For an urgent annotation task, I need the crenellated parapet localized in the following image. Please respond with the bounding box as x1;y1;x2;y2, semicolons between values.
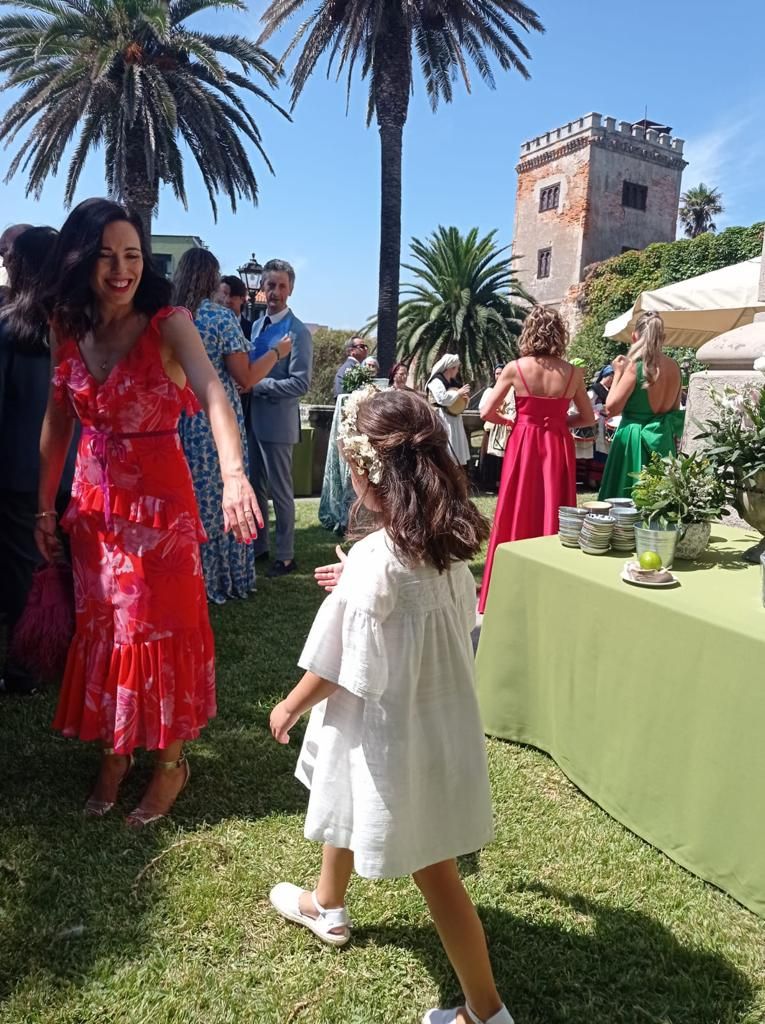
516;112;687;174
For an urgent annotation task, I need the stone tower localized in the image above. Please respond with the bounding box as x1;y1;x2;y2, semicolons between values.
512;112;687;321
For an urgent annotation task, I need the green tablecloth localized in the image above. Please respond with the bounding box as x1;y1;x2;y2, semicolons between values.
476;526;765;918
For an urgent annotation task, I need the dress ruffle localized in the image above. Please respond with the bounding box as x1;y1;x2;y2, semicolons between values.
52;628;216;754
61;481;207;542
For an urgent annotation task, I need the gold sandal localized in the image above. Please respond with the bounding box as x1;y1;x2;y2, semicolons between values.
124;752;190;829
84;748;134;817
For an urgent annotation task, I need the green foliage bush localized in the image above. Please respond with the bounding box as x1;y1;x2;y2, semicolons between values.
570;222;764;379
303;327;362;405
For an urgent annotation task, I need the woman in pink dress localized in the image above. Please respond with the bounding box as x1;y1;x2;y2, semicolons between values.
36;198;262;826
478;306;594;614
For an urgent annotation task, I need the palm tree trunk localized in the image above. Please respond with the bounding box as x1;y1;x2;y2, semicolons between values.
123;126;157;248
373;27;410;375
376;119;404;374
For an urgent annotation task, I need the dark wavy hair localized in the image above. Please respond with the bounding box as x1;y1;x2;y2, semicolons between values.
350;389;489;572
388;360;409;387
45;198;171;339
0;226;58;352
172;248;220;316
220;274;248;299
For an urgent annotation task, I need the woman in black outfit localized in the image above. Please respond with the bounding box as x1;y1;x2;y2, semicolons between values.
0;227;75;695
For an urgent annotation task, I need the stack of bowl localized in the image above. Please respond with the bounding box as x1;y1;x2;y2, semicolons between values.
578;514;615;554
610;504;641;552
558;506;587;547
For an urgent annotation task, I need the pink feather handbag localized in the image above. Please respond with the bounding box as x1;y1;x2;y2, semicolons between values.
9;562;75;680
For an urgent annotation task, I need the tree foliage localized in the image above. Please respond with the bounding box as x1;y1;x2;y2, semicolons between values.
394;225;532;385
258;0;544;373
570;222;764;379
0;0;287;229
302;326;356;406
679;183;724;238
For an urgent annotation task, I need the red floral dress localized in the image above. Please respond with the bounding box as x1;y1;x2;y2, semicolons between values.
51;307;216;754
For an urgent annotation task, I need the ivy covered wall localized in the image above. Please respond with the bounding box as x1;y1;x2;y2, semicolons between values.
569;222;764;377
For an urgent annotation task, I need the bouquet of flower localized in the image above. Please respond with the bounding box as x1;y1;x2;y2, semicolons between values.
631;452;727;527
341;365;375;393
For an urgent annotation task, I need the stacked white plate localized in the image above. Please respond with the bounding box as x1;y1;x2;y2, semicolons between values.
578;514;615;554
610;504;641;552
558;506;587;547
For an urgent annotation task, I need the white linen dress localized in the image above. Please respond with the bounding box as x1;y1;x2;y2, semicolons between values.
295;529;494;879
426;379;471;466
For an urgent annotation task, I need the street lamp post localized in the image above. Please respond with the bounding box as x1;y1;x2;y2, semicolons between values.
237;254;265;321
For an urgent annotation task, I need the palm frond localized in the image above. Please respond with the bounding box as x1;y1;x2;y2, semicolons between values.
0;0;286;221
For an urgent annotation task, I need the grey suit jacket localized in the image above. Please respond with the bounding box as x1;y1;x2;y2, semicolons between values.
249;312;313;446
333;356;359;397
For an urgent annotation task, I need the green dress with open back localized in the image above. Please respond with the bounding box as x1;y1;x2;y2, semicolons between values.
598;361;685;500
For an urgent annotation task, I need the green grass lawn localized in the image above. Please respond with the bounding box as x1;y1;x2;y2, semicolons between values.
1;498;764;1024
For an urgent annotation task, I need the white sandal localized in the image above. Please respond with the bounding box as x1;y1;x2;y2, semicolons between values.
422;1003;515;1024
269;882;352;947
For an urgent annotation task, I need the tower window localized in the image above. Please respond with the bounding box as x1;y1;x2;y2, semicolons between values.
622;181;648;211
537;247;552;279
539;184;560;212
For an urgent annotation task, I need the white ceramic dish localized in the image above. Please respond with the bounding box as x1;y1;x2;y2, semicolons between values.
621;562;678;587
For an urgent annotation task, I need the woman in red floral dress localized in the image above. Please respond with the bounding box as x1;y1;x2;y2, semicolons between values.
36;198;262;826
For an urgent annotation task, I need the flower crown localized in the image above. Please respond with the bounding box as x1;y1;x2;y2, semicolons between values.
338;384;383;485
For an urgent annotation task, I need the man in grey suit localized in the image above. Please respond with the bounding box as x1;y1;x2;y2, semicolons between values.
246;259;313;578
333;336;368;396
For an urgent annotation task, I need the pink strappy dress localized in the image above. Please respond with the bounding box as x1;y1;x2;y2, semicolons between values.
478;360;577;614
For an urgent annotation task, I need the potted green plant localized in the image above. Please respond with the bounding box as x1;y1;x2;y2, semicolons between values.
631;452;728;561
699;375;765;562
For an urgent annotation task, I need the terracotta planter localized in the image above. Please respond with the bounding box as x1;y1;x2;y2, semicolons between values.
675;521;712;560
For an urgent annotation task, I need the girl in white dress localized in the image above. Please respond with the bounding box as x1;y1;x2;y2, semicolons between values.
268;386;515;1024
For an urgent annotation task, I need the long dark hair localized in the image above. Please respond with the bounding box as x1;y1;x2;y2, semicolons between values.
351;389;489;572
45;198;171;340
172;248;220;316
0;226;58;352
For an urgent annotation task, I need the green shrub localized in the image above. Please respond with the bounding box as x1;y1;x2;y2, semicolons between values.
303;327;359;406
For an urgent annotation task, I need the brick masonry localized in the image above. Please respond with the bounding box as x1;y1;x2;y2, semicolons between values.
512;113;687;330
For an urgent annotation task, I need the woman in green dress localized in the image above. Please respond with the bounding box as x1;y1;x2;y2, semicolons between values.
598;311;685;500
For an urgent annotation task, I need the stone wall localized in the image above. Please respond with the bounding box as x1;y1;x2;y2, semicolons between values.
582;141;683;268
513;143;589;308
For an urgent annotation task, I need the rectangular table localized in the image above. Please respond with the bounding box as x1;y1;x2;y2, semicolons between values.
475;525;765;918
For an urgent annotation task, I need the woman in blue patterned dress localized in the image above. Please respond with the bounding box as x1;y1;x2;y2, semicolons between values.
173;250;292;603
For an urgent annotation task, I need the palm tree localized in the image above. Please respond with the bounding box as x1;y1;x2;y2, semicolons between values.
679;183;724;239
0;0;288;235
395;225;532;384
259;0;543;373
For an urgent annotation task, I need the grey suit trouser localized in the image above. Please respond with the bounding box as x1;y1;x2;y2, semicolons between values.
248;437;295;561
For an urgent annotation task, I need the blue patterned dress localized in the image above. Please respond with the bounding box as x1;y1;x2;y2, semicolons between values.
179;299;257;603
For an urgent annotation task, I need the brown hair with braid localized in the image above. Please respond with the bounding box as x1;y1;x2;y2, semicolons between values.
171;247;220;316
349;389;489;572
518;304;568;359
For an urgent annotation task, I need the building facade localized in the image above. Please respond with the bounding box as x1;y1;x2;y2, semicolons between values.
512;113;687;319
150;234;206;278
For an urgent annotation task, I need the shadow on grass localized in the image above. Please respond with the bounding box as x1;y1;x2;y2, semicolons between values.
358;883;754;1024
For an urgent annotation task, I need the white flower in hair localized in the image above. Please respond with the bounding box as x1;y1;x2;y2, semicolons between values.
338;385;384;484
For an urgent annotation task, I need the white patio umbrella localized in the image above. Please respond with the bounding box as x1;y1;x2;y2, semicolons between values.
604;257;765;348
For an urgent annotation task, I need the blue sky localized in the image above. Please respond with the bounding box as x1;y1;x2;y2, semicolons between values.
0;0;763;328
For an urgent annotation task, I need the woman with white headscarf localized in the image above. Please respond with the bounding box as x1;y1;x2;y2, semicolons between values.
426;354;471;466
